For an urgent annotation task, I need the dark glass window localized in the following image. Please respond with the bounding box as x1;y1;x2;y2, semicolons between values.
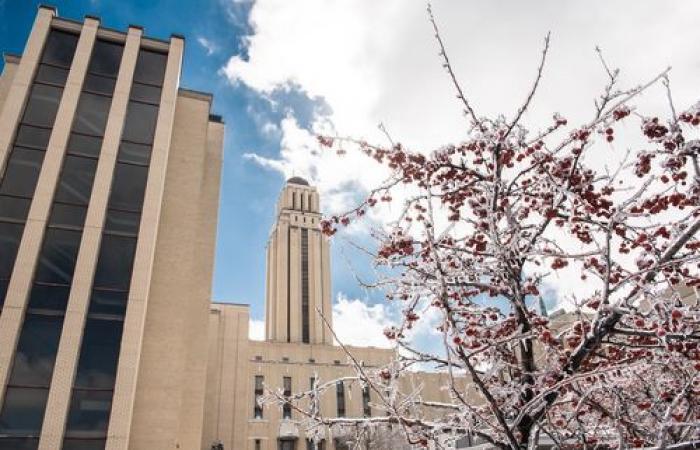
64;389;113;437
72;93;111;137
301;229;309;343
88;289;128;316
14;125;51;150
282;376;292;419
83;74;116;96
0;387;49;435
117;142;151;166
74;319;123;389
129;83;160;104
0;437;39;450
0;196;31;222
254;375;264;419
62;439;107;450
121;102;158;144
104;210;140;236
41;30;79;67
8;314;63;385
0;147;45;197
27;283;71;311
22;84;63;128
87;40;123;77
33;228;82;284
34;64;69;86
362;386;371;417
133;50;167;86
336;381;345;417
66;133;102;158
0;222;24;279
93;235;136;291
54;156;97;205
49;203;87;229
279;440;295;450
0;279;8;309
108;163;149;212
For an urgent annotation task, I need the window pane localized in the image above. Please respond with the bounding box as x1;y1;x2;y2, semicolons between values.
27;283;71;312
93;235;136;290
133;50;167;86
0;147;44;197
35;64;69;86
62;439;106;450
0;222;24;279
22;84;62;128
104;210;140;235
9;314;63;385
129;83;160;104
41;30;79;67
108;163;148;212
88;289;128;316
88;40;123;77
72;93;111;137
117;141;150;166
0;437;39;450
15;125;51;150
0;278;8;308
54;156;97;205
0;387;49;435
65;389;113;437
67;133;102;158
49;203;87;228
121;102;158;144
83;74;116;96
34;228;82;284
0;195;31;222
74;319;123;389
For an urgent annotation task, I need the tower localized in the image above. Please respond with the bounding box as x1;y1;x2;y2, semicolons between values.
264;177;333;344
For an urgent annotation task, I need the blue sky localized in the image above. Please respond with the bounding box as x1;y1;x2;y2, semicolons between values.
0;0;372;325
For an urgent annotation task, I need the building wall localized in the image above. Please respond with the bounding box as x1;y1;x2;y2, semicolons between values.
128;90;223;449
0;8;222;450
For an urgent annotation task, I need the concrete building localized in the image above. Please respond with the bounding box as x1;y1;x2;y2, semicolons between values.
0;6;222;450
202;179;463;450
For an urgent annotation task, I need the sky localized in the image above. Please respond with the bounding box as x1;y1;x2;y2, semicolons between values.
2;0;700;349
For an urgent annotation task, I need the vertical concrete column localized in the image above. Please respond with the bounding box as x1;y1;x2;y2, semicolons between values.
275;220;289;341
289;226;301;342
321;234;333;344
264;240;273;340
0;5;54;172
0;17;98;407
105;35;183;450
37;26;142;450
310;229;324;344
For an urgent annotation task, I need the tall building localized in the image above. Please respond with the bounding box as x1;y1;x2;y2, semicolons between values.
265;178;332;345
0;6;222;450
202;178;460;450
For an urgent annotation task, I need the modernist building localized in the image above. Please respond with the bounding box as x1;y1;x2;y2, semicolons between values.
0;6;222;450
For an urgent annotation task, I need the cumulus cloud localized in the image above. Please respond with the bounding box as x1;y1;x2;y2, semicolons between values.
331;294;394;348
249;319;265;341
226;0;700;305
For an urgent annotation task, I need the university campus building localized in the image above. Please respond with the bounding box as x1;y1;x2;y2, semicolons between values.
0;6;456;450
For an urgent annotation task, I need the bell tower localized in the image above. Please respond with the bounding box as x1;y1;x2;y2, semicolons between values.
264;177;333;344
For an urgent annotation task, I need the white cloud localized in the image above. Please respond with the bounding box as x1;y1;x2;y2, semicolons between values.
249;319;265;341
331;294;393;348
197;36;219;56
226;0;700;305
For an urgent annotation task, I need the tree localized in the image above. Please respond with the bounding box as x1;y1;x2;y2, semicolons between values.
271;6;700;449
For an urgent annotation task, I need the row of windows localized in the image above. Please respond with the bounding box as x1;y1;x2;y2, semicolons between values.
301;229;310;344
0;31;78;312
0;26;167;449
252;377;371;420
